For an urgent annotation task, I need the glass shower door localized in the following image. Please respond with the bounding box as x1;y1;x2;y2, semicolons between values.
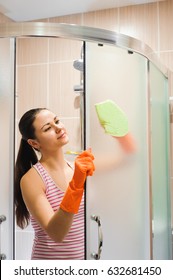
85;42;151;259
0;38;15;259
149;62;172;259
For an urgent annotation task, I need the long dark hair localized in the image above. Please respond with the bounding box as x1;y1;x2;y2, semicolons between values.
15;108;46;229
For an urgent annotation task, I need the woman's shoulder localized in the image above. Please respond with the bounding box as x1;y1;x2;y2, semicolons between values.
20;165;44;189
20;167;46;209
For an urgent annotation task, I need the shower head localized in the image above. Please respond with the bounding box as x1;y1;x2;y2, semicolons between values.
73;59;83;72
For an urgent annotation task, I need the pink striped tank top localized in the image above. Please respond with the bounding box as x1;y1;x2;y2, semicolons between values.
30;162;85;260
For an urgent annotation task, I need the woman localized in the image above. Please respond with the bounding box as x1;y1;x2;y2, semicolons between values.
15;105;136;260
15;108;95;260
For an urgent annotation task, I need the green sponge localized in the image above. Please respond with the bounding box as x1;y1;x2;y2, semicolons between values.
95;100;129;137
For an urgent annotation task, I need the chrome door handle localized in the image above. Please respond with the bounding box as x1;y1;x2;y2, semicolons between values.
91;215;103;260
0;253;6;260
0;215;6;259
0;215;6;224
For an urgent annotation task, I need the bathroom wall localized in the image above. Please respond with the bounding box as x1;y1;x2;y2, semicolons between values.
15;36;83;258
10;0;173;258
0;12;13;23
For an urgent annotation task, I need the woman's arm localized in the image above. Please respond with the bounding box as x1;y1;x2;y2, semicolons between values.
21;150;95;243
21;169;74;243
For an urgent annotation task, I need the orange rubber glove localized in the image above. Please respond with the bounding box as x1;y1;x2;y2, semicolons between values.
60;150;95;214
113;132;137;154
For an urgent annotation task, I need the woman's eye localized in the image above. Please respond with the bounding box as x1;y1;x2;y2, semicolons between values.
55;120;60;124
44;127;51;132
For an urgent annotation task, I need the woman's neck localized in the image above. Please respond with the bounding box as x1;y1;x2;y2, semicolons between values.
39;148;66;170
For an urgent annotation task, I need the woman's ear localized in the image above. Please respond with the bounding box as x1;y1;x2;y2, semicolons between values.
27;139;40;151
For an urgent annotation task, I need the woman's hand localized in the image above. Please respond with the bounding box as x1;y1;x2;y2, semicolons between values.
60;149;95;214
113;133;137;154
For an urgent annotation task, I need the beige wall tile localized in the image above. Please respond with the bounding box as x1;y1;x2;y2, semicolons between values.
17;65;48;118
48;62;61;114
60;65;80;118
83;11;96;27
119;3;158;52
95;8;119;31
31;18;49;23
0;11;13;22
49;13;82;24
49;61;81;118
160;51;173;73
49;37;83;62
159;0;173;51
159;51;173;97
16;38;49;65
62;62;79;117
83;8;119;31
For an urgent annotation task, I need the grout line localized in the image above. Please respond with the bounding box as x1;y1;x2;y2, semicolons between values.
159;50;173;53
17;60;74;68
17;62;48;67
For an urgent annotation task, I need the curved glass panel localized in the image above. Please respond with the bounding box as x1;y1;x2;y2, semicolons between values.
149;62;172;259
85;42;151;259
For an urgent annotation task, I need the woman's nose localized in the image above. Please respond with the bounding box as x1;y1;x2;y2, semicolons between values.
54;122;62;132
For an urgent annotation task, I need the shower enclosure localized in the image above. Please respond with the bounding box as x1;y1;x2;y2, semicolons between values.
85;42;171;259
0;22;172;260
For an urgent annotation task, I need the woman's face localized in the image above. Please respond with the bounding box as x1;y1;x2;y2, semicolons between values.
31;109;69;152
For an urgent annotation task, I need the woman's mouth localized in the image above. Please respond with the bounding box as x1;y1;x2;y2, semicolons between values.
57;132;66;139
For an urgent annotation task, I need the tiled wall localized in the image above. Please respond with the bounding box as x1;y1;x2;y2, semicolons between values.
0;12;13;23
16;37;83;150
15;36;83;259
1;1;172;258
